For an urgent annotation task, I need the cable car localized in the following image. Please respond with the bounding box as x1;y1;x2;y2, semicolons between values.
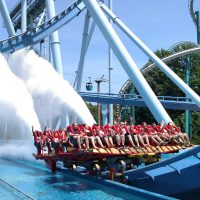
86;77;93;91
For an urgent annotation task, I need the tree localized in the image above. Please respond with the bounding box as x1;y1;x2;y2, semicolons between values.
86;103;98;123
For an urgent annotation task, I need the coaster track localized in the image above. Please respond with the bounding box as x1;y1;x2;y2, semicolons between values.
0;0;85;53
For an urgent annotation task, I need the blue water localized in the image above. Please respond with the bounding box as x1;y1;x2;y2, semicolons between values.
0;150;183;200
0;159;146;200
0;181;28;200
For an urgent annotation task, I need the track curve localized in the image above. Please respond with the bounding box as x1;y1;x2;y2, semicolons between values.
0;0;85;53
189;0;197;26
120;46;200;94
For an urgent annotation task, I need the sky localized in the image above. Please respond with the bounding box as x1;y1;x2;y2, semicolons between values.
0;0;199;94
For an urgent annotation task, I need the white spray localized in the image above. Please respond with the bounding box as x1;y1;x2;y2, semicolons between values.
8;49;95;130
0;140;35;161
0;53;41;140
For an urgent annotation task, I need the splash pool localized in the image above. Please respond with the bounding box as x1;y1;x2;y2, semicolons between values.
0;158;174;200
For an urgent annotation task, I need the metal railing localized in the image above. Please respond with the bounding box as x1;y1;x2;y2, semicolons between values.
79;92;191;102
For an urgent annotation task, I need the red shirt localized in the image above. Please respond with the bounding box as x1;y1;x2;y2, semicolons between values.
67;125;81;135
96;127;107;138
129;126;139;135
164;125;178;135
146;126;155;135
121;126;129;134
81;126;94;136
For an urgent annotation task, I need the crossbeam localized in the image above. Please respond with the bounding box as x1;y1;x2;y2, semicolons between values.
79;92;200;111
10;0;45;31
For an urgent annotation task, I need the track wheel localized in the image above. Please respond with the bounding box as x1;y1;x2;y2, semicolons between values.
116;160;126;173
90;163;101;175
70;164;77;171
126;163;136;170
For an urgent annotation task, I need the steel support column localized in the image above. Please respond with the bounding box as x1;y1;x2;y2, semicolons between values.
21;0;27;33
85;20;96;51
83;0;172;124
196;11;200;44
73;19;96;88
38;10;47;59
36;9;46;31
43;38;47;59
102;104;108;125
45;0;63;76
108;0;113;125
0;0;15;36
101;4;200;108
185;56;192;138
130;87;136;125
76;12;90;92
97;81;101;125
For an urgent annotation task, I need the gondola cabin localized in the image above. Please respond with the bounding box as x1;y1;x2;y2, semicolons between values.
86;77;93;91
86;82;93;91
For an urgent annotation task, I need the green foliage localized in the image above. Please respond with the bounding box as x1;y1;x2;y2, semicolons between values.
86;103;120;124
86;103;98;122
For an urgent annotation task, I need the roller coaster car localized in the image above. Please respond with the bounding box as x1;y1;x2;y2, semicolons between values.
32;145;188;174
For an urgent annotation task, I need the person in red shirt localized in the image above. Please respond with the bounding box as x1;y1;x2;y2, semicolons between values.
120;122;136;148
133;125;150;147
103;124;115;147
32;126;43;155
175;126;191;146
60;128;73;152
87;124;105;148
139;123;150;146
68;123;89;151
165;122;191;146
129;125;140;148
145;124;164;146
43;127;54;154
50;130;63;154
152;123;168;142
92;125;107;148
154;121;180;145
152;121;173;143
81;124;97;149
112;124;125;148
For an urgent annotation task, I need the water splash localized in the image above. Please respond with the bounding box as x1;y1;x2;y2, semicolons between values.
0;140;35;161
8;49;95;130
0;54;41;141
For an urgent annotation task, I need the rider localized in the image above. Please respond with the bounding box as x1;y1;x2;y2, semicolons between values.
32;126;43;155
51;130;63;154
129;125;140;148
43;127;54;154
111;123;125;148
68;123;90;151
165;122;191;146
92;124;108;148
81;124;97;149
60;128;73;152
120;122;136;148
